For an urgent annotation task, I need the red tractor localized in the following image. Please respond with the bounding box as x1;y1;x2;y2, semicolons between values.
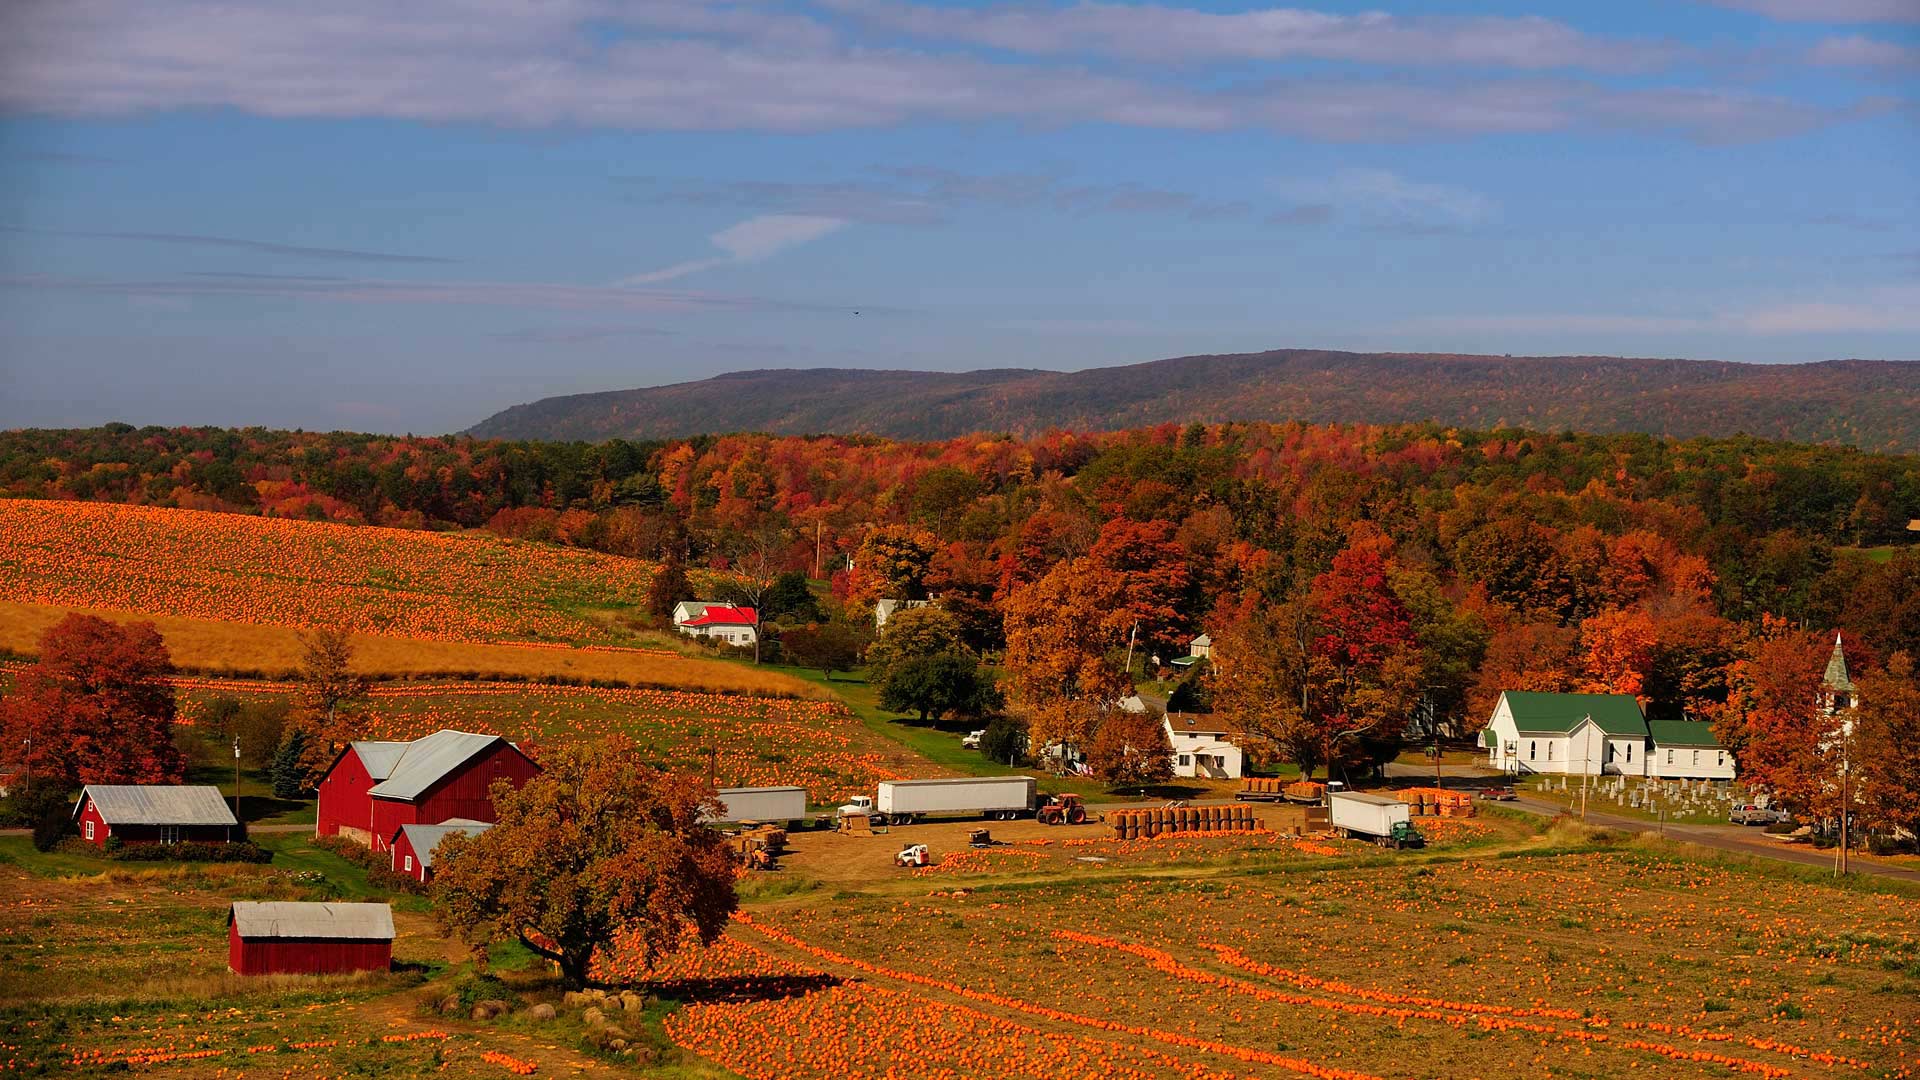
1035;793;1089;825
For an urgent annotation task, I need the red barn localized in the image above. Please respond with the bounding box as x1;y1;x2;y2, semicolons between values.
316;730;538;850
390;818;491;883
72;785;238;848
229;901;393;975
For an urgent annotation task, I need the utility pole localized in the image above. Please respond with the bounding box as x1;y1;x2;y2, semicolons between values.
1124;624;1139;678
707;745;718;789
233;736;242;826
21;737;28;795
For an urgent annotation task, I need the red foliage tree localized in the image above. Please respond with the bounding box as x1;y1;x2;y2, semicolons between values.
1715;616;1835;812
0;614;185;789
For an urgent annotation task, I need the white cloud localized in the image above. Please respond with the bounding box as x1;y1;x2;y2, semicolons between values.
1809;34;1920;68
620;214;846;285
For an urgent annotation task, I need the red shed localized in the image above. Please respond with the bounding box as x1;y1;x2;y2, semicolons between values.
228;901;394;975
391;818;491;883
73;785;238;848
316;730;538;850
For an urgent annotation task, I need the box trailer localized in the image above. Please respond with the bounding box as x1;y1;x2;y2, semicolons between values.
1328;791;1424;849
707;786;808;824
839;776;1037;825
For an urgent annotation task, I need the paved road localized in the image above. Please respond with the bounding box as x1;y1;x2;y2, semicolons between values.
1502;795;1920;884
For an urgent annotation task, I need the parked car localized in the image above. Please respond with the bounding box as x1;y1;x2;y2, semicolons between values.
961;730;985;750
1476;785;1518;801
1730;804;1790;826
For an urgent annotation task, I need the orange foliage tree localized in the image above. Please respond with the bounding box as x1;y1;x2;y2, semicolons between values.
1852;652;1920;840
432;737;737;989
1714;617;1836;813
0;614;185;788
1579;608;1657;697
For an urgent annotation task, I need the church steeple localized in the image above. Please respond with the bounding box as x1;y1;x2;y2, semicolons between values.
1822;632;1854;714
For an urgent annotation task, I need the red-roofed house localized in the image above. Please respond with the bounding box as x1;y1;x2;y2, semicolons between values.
315;730;539;850
672;601;759;646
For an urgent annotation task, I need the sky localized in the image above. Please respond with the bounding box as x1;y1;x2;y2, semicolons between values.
0;0;1916;435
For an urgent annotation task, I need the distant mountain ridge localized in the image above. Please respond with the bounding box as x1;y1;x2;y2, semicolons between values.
467;350;1920;451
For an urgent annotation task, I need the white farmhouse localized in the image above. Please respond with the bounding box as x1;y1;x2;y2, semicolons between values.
1164;713;1244;779
1646;721;1736;780
873;598;931;631
672;601;759;646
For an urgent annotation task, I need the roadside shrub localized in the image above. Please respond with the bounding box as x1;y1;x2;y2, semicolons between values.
30;806;69;852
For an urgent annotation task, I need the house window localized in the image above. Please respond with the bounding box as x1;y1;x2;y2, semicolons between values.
1178;754;1191;767
1529;741;1536;761
1717;752;1725;767
404;855;414;872
160;826;180;845
84;820;95;841
1625;743;1632;762
1547;743;1554;761
1692;750;1700;766
1666;749;1674;764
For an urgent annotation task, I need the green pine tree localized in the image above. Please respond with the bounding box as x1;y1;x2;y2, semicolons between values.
270;729;310;800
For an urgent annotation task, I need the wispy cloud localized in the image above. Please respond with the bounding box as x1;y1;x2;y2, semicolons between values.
1405;284;1920;337
822;0;1680;72
3;225;453;264
493;325;674;345
0;2;1882;144
1275;169;1496;228
0;272;814;314
1703;0;1920;23
1810;35;1920;69
620;214;847;285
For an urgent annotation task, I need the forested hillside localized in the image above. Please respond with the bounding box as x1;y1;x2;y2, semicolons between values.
3;420;1917;745
466;351;1920;452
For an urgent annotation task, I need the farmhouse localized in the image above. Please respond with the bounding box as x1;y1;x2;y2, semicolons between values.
673;601;759;645
1164;713;1244;779
316;729;539;850
390;818;491;883
873;597;932;630
72;784;238;847
228;901;394;975
1188;633;1212;658
1483;691;1734;781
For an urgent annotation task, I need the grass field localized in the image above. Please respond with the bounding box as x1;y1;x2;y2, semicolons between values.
0;497;655;644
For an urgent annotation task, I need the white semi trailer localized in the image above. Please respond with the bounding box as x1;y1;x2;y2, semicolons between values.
838;776;1038;826
1328;791;1424;849
707;786;808;824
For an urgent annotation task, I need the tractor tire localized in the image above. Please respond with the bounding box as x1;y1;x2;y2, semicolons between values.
1067;807;1087;825
1038;810;1060;825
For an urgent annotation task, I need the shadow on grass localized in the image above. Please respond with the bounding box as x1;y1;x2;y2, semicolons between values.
643;973;842;1005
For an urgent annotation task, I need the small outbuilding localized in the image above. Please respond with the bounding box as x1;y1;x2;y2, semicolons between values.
73;784;238;848
316;729;539;850
673;601;760;645
390;818;491;883
228;901;394;975
1164;714;1245;779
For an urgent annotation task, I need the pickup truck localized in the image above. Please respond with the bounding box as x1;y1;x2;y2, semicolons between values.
1729;804;1790;826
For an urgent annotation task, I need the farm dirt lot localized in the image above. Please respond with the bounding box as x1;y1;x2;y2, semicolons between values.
6;811;1913;1080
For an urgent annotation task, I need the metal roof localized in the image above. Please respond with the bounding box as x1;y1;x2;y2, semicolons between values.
350;742;413;781
1500;691;1648;737
1823;633;1854;695
1647;720;1722;749
230;901;394;941
73;785;237;826
367;730;512;802
395;819;491;870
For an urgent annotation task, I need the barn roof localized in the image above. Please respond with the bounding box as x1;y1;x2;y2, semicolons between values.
230;901;394;941
349;741;413;781
395;819;491;870
367;730;514;802
73;785;237;826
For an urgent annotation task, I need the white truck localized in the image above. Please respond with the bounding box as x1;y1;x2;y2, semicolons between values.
838;776;1038;826
707;786;808;824
1328;791;1424;849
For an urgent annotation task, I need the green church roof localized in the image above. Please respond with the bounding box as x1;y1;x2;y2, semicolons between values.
1646;720;1721;749
1500;691;1648;737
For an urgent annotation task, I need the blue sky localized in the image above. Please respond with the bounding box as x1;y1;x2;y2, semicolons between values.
0;0;1915;435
